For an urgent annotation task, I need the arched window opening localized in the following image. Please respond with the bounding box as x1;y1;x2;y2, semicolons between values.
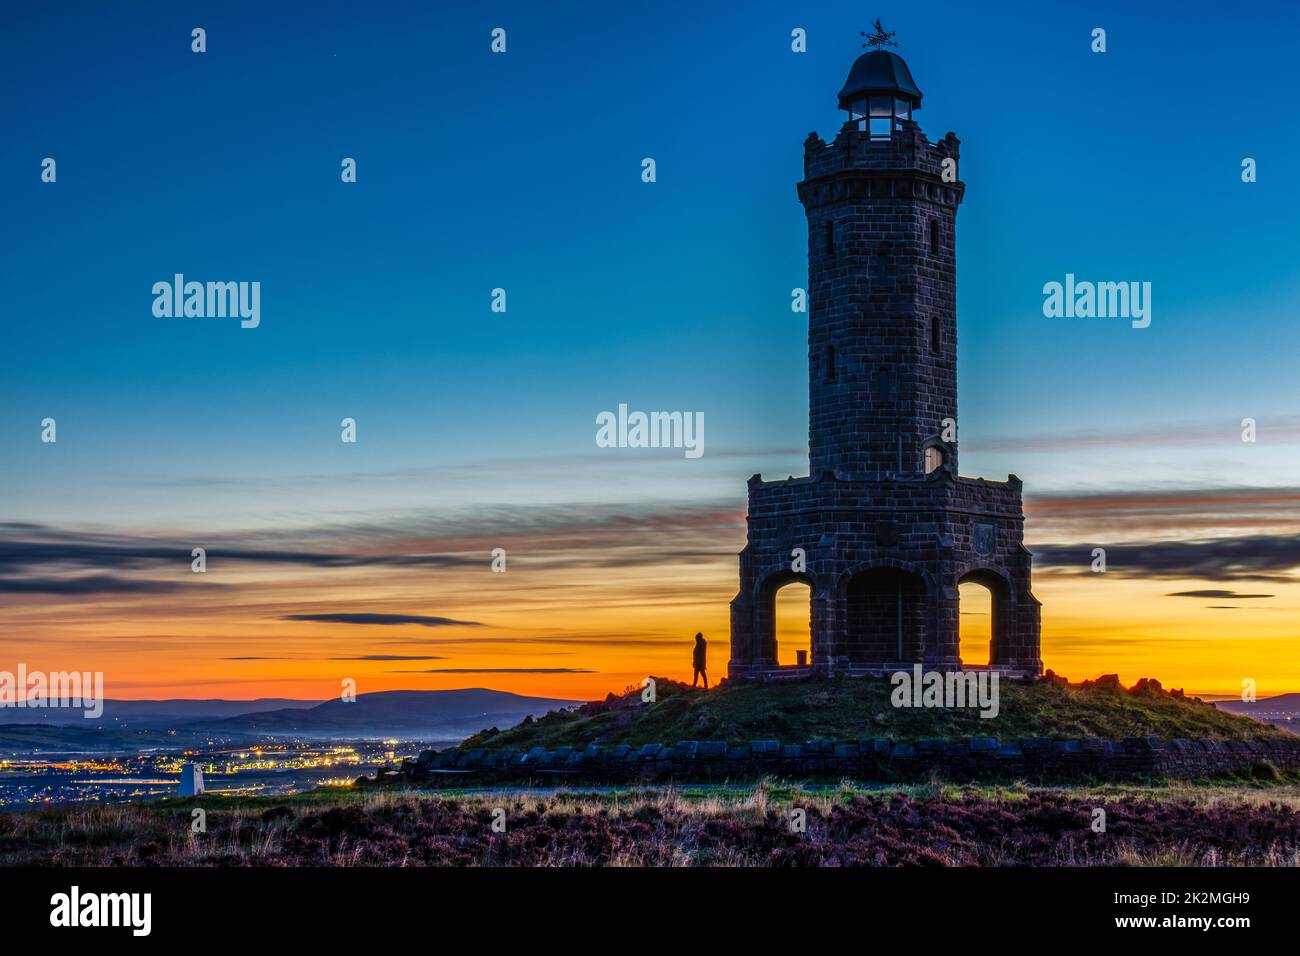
924;444;945;474
774;580;812;667
957;570;1009;667
958;580;993;666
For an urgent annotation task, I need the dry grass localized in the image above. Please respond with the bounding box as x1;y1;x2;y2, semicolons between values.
2;778;1298;867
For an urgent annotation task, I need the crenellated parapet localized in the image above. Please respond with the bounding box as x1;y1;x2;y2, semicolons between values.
800;122;964;207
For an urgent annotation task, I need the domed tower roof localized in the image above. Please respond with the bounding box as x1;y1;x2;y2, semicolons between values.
837;49;923;111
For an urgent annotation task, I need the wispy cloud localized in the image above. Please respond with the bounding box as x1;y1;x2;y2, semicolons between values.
281;613;483;628
1033;534;1300;582
391;667;595;674
0;526;476;574
0;575;195;595
328;654;447;661
0;501;743;585
1165;589;1274;599
105;447;807;490
971;416;1300;454
376;636;673;647
1025;486;1300;542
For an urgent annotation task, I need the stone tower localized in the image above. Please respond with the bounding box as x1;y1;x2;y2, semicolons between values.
728;41;1042;681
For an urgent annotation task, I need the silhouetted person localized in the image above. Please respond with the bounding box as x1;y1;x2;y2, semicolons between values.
692;632;709;688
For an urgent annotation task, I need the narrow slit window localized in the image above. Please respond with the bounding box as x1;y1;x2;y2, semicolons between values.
824;344;836;382
825;219;835;256
876;366;895;403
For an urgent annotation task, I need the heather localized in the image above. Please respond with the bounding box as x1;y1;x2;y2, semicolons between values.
4;778;1299;866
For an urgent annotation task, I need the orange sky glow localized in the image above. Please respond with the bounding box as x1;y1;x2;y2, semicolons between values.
5;503;1297;703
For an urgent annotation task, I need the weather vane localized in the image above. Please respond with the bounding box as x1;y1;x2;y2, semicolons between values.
861;18;897;49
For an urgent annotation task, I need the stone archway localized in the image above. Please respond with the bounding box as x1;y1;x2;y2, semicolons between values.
752;570;815;668
956;568;1011;666
843;566;929;665
773;579;812;667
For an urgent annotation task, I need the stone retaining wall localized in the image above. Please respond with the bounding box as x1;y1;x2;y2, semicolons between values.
396;735;1300;786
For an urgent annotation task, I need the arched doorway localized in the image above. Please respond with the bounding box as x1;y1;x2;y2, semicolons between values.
774;580;812;667
754;571;814;668
845;567;928;665
957;570;1008;666
958;580;992;665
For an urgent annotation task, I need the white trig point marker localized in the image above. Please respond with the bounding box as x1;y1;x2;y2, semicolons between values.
179;762;205;796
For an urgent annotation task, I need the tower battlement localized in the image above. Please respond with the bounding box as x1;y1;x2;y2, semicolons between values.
802;122;962;185
744;470;1026;519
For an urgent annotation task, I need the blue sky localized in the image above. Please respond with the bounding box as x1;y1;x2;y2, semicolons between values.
2;2;1299;697
4;0;1298;512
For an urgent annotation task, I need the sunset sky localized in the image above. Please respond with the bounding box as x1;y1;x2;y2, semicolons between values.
2;1;1298;702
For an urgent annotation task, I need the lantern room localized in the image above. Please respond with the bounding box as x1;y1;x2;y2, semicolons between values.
837;49;924;141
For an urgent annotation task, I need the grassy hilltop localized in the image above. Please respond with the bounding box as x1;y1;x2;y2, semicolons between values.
460;673;1289;752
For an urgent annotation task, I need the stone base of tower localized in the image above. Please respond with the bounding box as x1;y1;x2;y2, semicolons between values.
728;469;1042;682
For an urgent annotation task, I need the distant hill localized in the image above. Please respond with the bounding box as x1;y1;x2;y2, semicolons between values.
459;674;1292;752
203;689;581;739
0;698;318;728
0;723;167;752
1215;694;1300;734
0;690;580;752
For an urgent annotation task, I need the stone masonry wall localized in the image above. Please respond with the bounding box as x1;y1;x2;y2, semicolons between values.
730;469;1040;677
397;735;1300;786
801;121;963;480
